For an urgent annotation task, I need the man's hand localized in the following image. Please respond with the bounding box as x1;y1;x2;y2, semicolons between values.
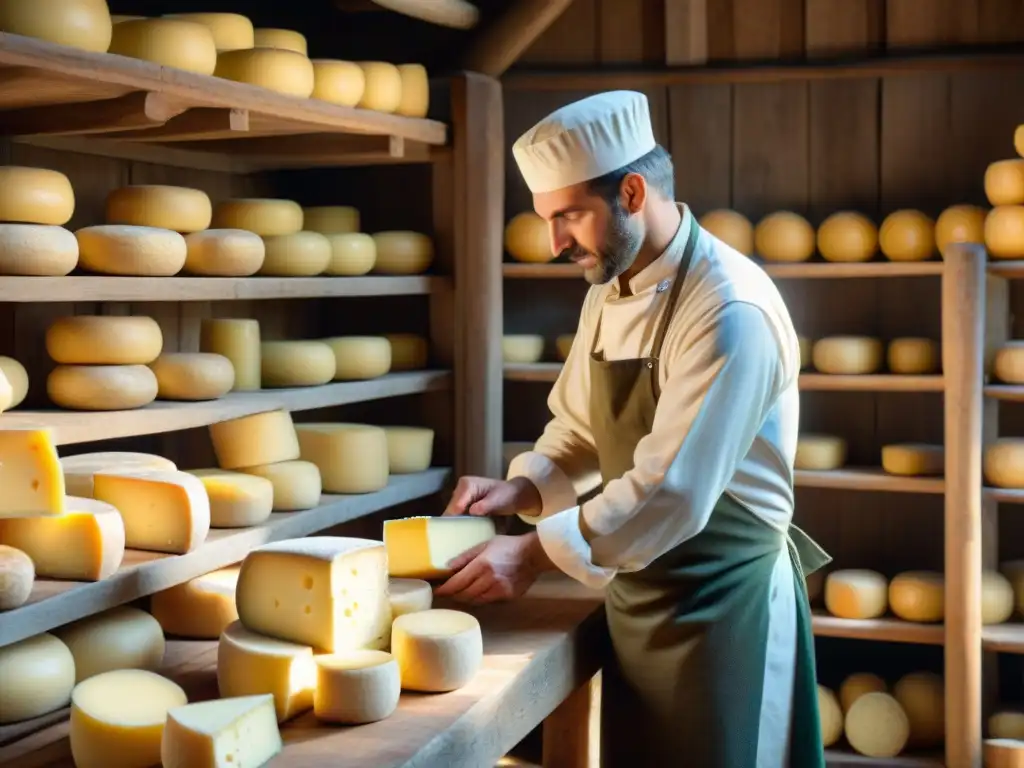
442;475;542;518
434;531;553;604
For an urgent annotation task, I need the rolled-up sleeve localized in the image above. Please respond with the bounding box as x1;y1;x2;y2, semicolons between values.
536;300;783;589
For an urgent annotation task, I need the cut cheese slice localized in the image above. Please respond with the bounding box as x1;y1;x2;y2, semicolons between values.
59;451;177;498
817;685;843;747
0;428;65;518
389;577;433;618
372;230;434;274
186;469;274;528
322;336;392;380
161;694;282;768
260;341;336;387
887;337;939;374
0;166;75;225
0;544;33;610
0;633;75;724
46;314;163;365
235;536;391;653
385;333;429;370
214;48;315;98
212;199;303;236
985;439;1024;488
383;426;434;473
302;205;359;234
881;444;944;476
893;671;944;748
109;18;217;74
48;364;159;410
183;229;265;276
150;352;235;401
314;650;400;724
391;609;483;692
238;460;322;511
384;515;496;579
253;28;306;54
259;231;331;276
824;569;888;620
839;673;887;713
0;356;28;408
312;59;365;106
0;0;113;52
326;232;376;276
163;12;254;52
56;606;165;682
295;423;390;494
199;318;261;392
356;62;402;112
811;336;883;374
844;692;910;758
0;224;78;276
889;571;944;622
105;185;212;233
75;225;187;276
150;566;240;639
396;63;430;118
209;409;300;470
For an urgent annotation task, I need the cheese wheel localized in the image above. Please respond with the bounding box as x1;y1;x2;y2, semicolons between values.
0;0;112;52
817;685;843;748
182;229;264;276
56;606;165;682
252;28;306;54
699;209;753;256
0;496;125;581
984;739;1024;768
935;204;986;253
326;232;376;276
0;224;78;275
150;567;239;639
60;452;177;498
986;159;1024;206
311;59;365;107
0;166;75;226
893;671;944;748
214;48;315;98
985;439;1024;488
391;609;483;692
161;694;282;768
0;544;34;610
314;650;401;724
982;570;1016;625
816;211;878;263
990;711;1024;740
889;571;944;622
199;318;261;392
840;673;887;713
302;206;359;235
70;669;186;768
212;199;303;236
48;365;159;411
824;569;888;619
881;444;944;477
210;410;301;470
383;426;434;473
504;212;552;263
75;225;187;276
879;210;935;261
0;357;27;409
186;469;274;528
259;231;331;276
845;692;910;758
322;336;392;380
389;577;433;618
150;352;235;401
0;633;75;724
238;460;321;511
105;186;212;233
993;341;1024;383
396;63;430;118
503;334;544;364
811;336;883;375
986;205;1024;259
46;315;163;365
794;434;846;471
260;341;336;387
356;62;402;112
887;337;939;374
385;333;428;370
295;423;390;493
754;212;815;262
109;19;218;75
163;12;254;51
372;231;434;274
556;334;575;361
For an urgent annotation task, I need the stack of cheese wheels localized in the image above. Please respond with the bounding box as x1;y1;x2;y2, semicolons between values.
295;422;390;493
0;0;113;52
754;211;815;263
297;204;377;276
934;204;986;253
210;198;330;277
879;209;935;262
816;211;878;263
385;333;429;370
700;209;753;256
505;212;553;263
985;159;1024;258
200;317;261;392
162;693;283;767
322;335;392;380
0;166;79;277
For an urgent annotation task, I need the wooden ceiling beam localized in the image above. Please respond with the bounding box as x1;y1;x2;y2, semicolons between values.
461;0;574;77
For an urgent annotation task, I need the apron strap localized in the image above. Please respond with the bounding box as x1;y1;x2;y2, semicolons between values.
650;213;701;399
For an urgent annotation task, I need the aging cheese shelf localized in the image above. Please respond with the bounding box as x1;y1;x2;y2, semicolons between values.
812;614;944;645
822;751;943;767
502;261;946;280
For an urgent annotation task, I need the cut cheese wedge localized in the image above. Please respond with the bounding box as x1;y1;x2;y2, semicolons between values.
384;515;496;579
391;609;483;692
0;633;76;724
186;469;274;528
150;566;240;639
161;694;282;768
0;428;65;518
59;451;177;498
314;650;400;724
56;605;165;682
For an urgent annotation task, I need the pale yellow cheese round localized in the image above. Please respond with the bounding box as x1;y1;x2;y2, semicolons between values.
0;0;112;52
75;225;187;276
105;185;212;233
0;166;75;225
357;62;403;112
845;692;910;758
60;452;177;498
503;334;544;364
259;231;331;276
48;364;159;411
0;368;11;413
149;566;240;639
794;434;846;471
109;19;218;75
986;205;1024;259
396;64;430;118
56;606;165;682
699;209;753;256
817;685;843;747
238;460;322;511
893;671;944;748
214;48;315;98
556;334;574;361
0;356;28;409
985;439;1024;488
213;198;303;236
326;232;376;276
811;336;882;375
311;59;365;106
990;710;1024;739
824;569;888;619
935;204;986;253
986;159;1024;206
389;577;433;618
260;340;336;387
984;739;1024;768
887;337;939;374
372;231;434;274
385;334;428;371
187;469;274;528
252;28;307;54
209;410;301;470
302;206;359;235
889;571;944;622
504;212;552;263
0;544;34;610
183;229;265;276
1004;559;1024;616
981;570;1015;625
816;211;878;263
798;335;811;369
0;633;75;724
199;318;261;392
391;609;483;692
992;341;1024;383
880;210;935;261
840;672;887;713
754;211;815;262
322;336;392;380
383;426;434;474
881;443;944;477
313;650;400;724
46;315;163;365
295;423;389;494
164;12;254;51
0;224;78;276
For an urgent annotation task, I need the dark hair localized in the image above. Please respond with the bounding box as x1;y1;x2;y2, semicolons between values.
585;144;675;205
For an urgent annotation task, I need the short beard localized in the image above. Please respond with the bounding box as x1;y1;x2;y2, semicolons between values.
563;199;644;285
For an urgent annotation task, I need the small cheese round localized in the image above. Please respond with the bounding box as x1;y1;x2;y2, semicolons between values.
0;356;28;409
503;334;544;364
199;318;261;392
0;633;75;724
817;685;843;747
985;439;1024;488
0;369;12;413
1004;560;1024;616
556;334;575;361
260;231;331;276
880;210;935;261
881;444;944;477
0;0;112;52
396;63;430;118
214;48;315;98
845;692;910;758
0;544;34;610
294;423;390;494
238;460;322;511
391;609;483;692
183;229;265;276
56;606;165;682
150;566;240;639
754;211;815;262
887;337;939;374
164;12;254;51
209;409;301;470
314;650;400;724
840;672;887;713
990;710;1024;739
75;225;187;276
893;671;944;748
816;211;878;263
48;365;159;411
385;334;428;371
302;206;359;235
794;435;846;471
504;212;552;263
326;232;376;276
105;185;212;233
383;426;434;473
253;28;306;54
212;199;303;237
60;452;177;498
0;166;75;225
372;231;434;274
798;336;811;369
260;341;336;387
109;18;218;75
981;570;1015;625
46;315;163;365
985;205;1024;259
322;336;392;380
311;59;365;107
889;571;944;622
186;469;274;528
811;336;882;375
0;224;78;275
357;62;403;112
984;739;1024;768
935;204;986;253
389;577;433;618
699;209;753;256
992;341;1024;383
986;159;1024;206
824;569;888;619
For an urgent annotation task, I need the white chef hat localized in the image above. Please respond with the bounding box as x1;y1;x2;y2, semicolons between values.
512;90;656;194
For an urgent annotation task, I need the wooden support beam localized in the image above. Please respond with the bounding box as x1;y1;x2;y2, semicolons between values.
665;0;708;65
337;0;479;28
462;0;574;77
0;91;188;136
108;108;249;142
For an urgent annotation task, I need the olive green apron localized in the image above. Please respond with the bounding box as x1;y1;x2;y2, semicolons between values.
590;215;831;767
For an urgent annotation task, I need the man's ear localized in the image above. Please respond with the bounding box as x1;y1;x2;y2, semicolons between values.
619;172;647;214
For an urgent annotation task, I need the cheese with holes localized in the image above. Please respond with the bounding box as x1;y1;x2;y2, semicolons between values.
314;650;400;724
260;341;336;387
880;210;935;262
48;364;159;410
794;434;846;471
889;571;944;622
556;334;574;361
993;341;1024;383
754;212;814;262
389;577;432;617
326;232;376;275
183;229;265;276
214;48;315;98
0;356;28;409
990;710;1024;739
887;337;939;374
0;429;65;518
0;545;33;610
881;444;944;477
817;685;843;747
385;333;428;370
391;609;482;692
60;452;177;498
303;206;359;235
982;570;1015;625
150;353;235;401
700;209;753;256
212;199;303;236
383;426;434;473
0;633;75;724
0;166;75;225
186;470;273;528
209;410;300;469
845;692;910;758
109;18;218;75
986;205;1024;259
105;185;212;233
397;64;429;118
253;28;306;54
811;336;882;375
0;496;125;581
0;224;78;276
235;537;391;653
986;159;1024;206
312;59;365;106
56;606;165;682
825;569;888;620
893;672;944;748
200;318;261;392
816;211;878;263
935;204;986;252
46;315;163;365
384;516;496;579
162;694;282;768
840;673;887;713
259;231;331;276
0;0;112;52
75;225;187;276
503;334;544;364
238;460;321;511
322;336;392;380
372;231;434;274
985;739;1024;768
92;470;211;554
357;62;402;112
295;423;389;493
984;439;1024;488
70;669;187;768
150;566;240;639
505;211;552;263
164;12;254;51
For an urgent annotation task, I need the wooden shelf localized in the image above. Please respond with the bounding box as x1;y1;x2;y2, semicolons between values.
795;469;945;494
502;261;945;280
0;370;451;446
504;362;563;381
823;750;944;767
982;623;1024;654
984;384;1024;402
812;613;944;645
987;260;1024;278
0;468;450;650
